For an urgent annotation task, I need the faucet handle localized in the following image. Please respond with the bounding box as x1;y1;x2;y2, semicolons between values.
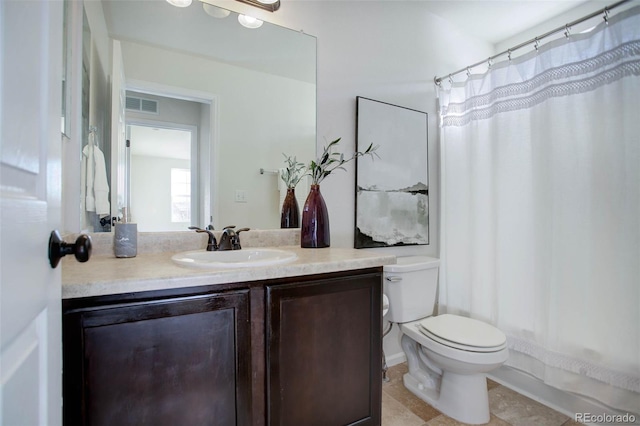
188;226;218;251
234;228;250;250
223;225;236;230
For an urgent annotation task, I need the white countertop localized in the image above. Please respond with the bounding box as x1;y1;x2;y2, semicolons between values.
62;246;396;299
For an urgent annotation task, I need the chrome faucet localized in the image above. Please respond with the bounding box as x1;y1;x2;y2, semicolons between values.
218;226;250;251
188;226;218;251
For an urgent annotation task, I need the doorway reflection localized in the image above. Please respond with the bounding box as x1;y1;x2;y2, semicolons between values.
128;123;196;232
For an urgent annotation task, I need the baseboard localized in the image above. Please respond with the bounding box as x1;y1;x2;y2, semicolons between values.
384;352;406;368
488;366;640;426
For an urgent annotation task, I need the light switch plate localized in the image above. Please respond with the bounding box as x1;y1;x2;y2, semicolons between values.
235;190;247;203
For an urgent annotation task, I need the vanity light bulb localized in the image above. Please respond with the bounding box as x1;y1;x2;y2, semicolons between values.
238;14;263;29
256;0;279;4
202;3;231;18
166;0;192;7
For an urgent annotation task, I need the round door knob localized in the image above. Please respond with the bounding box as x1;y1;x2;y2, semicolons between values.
48;230;92;268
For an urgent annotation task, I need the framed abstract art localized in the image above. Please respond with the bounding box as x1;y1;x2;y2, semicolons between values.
355;97;429;248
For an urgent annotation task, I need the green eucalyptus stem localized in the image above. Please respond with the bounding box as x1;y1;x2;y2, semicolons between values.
280;154;307;188
309;138;379;185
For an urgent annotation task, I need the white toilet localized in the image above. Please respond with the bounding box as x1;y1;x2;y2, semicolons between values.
384;256;508;425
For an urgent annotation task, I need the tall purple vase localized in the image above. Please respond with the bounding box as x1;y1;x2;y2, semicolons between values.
301;184;330;248
280;187;300;228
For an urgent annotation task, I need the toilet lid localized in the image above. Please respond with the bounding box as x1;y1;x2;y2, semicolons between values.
419;314;506;350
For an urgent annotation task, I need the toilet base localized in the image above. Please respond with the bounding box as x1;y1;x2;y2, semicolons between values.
403;370;490;425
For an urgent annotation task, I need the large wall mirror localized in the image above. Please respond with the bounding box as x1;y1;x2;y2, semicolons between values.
84;0;316;233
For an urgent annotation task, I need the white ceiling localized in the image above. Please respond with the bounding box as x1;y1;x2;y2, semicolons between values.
129;125;192;160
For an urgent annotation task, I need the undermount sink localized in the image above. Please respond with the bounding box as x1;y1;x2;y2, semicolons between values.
171;248;298;269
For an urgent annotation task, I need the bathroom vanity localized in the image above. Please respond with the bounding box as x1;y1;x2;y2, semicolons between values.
62;241;394;426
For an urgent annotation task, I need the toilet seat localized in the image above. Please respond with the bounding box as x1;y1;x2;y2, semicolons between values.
419;314;507;353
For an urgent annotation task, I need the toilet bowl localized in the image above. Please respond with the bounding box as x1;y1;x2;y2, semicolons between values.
383;256;508;425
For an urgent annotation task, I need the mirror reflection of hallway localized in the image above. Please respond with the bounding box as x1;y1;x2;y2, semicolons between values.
128;124;196;232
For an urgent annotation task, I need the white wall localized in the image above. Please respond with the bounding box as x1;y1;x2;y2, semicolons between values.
131;155;191;232
495;0;634;54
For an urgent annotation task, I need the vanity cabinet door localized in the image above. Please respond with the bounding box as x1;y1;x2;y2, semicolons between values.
63;290;251;426
266;271;382;426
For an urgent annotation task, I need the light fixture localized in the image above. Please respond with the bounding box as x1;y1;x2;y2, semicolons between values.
202;3;231;18
235;0;280;12
238;14;263;29
166;0;192;7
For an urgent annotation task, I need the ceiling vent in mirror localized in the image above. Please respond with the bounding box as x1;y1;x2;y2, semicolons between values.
126;96;159;114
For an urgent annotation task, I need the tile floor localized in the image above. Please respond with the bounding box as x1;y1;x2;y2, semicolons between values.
382;363;582;426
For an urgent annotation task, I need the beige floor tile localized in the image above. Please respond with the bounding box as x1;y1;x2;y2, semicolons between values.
489;385;569;426
384;364;442;422
426;413;512;426
487;378;501;391
382;392;429;426
386;362;409;381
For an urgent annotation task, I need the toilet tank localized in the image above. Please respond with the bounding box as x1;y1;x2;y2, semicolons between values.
383;256;440;323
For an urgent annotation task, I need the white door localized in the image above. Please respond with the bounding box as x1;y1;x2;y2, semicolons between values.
1;1;63;425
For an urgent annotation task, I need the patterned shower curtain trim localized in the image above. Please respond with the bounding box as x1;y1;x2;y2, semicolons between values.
441;41;640;127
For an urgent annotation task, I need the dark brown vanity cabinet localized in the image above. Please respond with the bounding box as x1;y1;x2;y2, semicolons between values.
266;271;382;426
63;288;252;426
62;268;382;426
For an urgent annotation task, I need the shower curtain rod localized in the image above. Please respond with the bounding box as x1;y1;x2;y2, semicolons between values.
434;0;632;86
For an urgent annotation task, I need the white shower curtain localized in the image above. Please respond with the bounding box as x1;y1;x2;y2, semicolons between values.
438;6;640;413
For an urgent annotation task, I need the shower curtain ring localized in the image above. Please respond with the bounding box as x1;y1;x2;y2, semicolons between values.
564;24;571;38
507;49;512;61
466;67;471;77
603;7;610;24
448;74;453;84
534;38;540;51
487;57;493;69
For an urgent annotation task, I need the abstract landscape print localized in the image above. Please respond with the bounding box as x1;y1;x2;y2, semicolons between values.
355;97;429;248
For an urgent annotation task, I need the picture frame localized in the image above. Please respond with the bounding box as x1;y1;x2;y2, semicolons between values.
355;97;429;248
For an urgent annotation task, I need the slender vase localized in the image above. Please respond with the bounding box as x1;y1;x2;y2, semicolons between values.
280;187;300;228
301;184;330;248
